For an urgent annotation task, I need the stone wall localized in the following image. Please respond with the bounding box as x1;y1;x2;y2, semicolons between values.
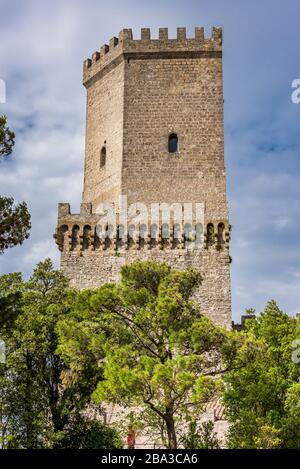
60;246;231;329
122;46;226;223
82;27;227;221
83;60;124;208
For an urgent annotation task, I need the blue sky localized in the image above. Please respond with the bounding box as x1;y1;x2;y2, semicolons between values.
0;0;300;321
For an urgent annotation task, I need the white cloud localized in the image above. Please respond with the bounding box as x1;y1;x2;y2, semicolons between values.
23;240;59;267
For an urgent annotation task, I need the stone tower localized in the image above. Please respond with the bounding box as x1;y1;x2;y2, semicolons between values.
54;27;231;328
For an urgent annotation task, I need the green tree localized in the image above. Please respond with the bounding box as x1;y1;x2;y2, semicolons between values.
58;260;237;449
0;116;31;253
0;271;24;330
224;300;300;448
58;415;122;449
182;420;220;449
281;382;300;447
0;115;14;157
0;197;31;253
0;259;120;448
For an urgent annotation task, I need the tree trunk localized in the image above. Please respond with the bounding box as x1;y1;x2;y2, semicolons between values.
165;413;177;449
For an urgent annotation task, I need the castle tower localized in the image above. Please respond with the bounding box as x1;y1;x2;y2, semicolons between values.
54;27;231;328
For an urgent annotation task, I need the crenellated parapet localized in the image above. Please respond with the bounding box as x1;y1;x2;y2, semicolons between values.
54;203;229;253
83;26;222;87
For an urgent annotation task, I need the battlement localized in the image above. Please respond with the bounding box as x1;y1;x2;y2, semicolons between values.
83;26;222;87
54;203;229;252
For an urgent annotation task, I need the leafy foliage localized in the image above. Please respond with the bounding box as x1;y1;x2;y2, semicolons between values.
0;260;121;448
224;300;300;448
58;260;238;449
0;197;31;253
2;257;299;449
0;272;23;330
56;415;123;449
0;115;15;158
182;420;220;449
0;116;31;253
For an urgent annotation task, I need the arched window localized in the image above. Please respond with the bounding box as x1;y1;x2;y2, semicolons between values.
195;223;203;246
217;223;225;245
56;224;68;251
207;223;215;246
83;225;92;250
100;146;106;168
117;224;125;241
71;225;80;250
162;223;169;239
173;223;181;240
184;223;193;241
140;223;147;239
168;133;178;153
128;224;136;241
150;223;158;239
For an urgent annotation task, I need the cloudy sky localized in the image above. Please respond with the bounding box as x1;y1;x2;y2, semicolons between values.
0;0;300;321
